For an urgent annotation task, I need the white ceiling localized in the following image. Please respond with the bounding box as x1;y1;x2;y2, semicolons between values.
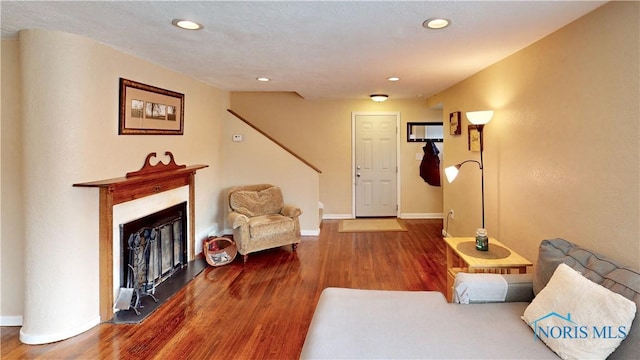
1;1;606;100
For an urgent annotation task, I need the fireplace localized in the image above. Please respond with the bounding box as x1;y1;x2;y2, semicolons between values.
119;202;187;314
73;152;208;322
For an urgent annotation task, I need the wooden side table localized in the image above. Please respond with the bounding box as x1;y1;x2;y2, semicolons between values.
444;237;533;302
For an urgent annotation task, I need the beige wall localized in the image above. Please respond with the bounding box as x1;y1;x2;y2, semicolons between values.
230;93;444;217
429;1;639;269
1;30;227;341
222;111;321;233
1;39;25;325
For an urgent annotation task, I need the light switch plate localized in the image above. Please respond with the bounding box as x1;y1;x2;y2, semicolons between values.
232;134;243;142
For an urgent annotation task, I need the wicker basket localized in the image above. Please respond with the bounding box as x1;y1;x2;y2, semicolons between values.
203;237;237;266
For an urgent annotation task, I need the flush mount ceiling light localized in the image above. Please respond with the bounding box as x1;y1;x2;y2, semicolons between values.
256;77;271;82
387;77;400;82
370;94;389;102
171;19;204;30
423;18;450;30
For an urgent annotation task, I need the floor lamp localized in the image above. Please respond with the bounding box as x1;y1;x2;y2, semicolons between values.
444;110;493;250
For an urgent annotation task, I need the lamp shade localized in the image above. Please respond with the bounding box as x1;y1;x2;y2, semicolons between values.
444;165;460;183
466;110;493;125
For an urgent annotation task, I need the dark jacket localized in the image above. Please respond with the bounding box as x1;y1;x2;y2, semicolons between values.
420;140;441;186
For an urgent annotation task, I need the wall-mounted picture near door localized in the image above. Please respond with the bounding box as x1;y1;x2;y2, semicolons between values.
119;78;184;135
449;111;461;135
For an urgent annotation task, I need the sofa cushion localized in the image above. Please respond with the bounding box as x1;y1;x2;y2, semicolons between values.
230;186;284;217
523;263;636;360
534;239;640;359
300;287;557;359
248;214;294;238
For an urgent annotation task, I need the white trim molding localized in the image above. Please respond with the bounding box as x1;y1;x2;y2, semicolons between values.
399;213;444;219
322;213;353;220
301;229;320;236
1;315;23;327
19;316;100;345
222;228;320;237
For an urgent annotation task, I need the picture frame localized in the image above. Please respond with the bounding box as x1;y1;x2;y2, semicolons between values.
468;125;481;152
449;111;461;135
119;78;184;135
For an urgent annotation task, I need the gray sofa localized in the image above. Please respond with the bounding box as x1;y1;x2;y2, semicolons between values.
300;239;639;359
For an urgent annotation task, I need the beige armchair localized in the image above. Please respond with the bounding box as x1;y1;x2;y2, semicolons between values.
227;184;302;263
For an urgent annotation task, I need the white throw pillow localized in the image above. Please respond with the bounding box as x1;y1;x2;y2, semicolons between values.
522;263;636;360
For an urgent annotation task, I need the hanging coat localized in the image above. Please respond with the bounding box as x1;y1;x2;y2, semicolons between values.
420;140;441;186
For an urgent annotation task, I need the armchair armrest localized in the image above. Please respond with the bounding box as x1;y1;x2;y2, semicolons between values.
281;204;302;218
453;272;534;304
228;211;249;229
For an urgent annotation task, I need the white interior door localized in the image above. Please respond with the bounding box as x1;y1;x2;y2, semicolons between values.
353;112;399;217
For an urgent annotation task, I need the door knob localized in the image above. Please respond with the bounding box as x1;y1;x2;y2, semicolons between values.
356;173;361;177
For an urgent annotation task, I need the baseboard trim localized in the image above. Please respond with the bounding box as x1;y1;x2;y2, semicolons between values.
399;213;444;219
19;316;100;345
0;315;23;326
322;214;352;219
323;213;444;220
223;228;320;237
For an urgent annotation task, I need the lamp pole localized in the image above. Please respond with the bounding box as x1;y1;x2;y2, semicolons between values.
450;159;484;228
477;124;485;229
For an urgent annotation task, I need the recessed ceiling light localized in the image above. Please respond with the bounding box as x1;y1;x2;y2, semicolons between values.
256;77;271;82
423;18;450;30
388;77;400;82
171;19;204;30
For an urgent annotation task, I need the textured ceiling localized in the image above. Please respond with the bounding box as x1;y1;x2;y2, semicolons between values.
1;1;606;100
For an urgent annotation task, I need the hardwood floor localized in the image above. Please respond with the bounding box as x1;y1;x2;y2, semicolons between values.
1;219;446;359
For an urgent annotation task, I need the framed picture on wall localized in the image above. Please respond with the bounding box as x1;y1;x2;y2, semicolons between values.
468;125;481;152
449;111;461;135
119;78;184;135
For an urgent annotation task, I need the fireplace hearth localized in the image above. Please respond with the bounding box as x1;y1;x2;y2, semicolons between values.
112;257;206;324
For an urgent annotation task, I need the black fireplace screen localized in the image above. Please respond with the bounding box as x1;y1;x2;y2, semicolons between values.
120;202;187;298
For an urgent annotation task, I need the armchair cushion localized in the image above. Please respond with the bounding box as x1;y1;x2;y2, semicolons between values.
249;214;295;238
230;186;283;217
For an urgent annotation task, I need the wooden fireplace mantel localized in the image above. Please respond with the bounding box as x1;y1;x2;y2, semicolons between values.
74;152;208;322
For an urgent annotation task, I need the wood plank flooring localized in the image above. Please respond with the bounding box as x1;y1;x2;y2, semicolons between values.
1;219;446;359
